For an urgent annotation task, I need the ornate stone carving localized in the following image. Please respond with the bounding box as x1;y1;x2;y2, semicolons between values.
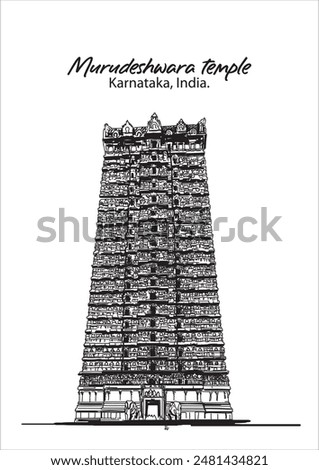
75;114;233;423
122;120;134;135
147;112;161;132
176;118;187;133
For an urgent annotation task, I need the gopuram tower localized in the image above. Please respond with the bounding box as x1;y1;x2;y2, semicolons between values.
75;114;233;422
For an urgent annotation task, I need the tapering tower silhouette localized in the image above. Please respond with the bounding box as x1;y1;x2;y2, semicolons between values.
75;114;233;422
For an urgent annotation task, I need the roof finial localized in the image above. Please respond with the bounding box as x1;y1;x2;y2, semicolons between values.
147;113;161;132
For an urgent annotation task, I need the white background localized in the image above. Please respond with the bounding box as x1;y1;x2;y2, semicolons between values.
1;0;318;463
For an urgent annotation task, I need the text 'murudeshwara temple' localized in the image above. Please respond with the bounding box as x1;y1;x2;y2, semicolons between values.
75;113;233;422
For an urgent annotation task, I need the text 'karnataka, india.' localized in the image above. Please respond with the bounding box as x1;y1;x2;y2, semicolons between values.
75;114;234;424
108;77;210;89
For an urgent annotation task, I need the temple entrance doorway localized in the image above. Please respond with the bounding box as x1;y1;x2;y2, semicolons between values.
144;399;162;419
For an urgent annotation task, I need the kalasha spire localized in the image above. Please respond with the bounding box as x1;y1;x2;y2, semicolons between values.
146;112;162;132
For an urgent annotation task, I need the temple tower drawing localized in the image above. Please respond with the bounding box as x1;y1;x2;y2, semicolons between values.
75;113;233;422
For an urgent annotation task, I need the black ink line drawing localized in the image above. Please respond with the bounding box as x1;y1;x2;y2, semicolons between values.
75;114;240;424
